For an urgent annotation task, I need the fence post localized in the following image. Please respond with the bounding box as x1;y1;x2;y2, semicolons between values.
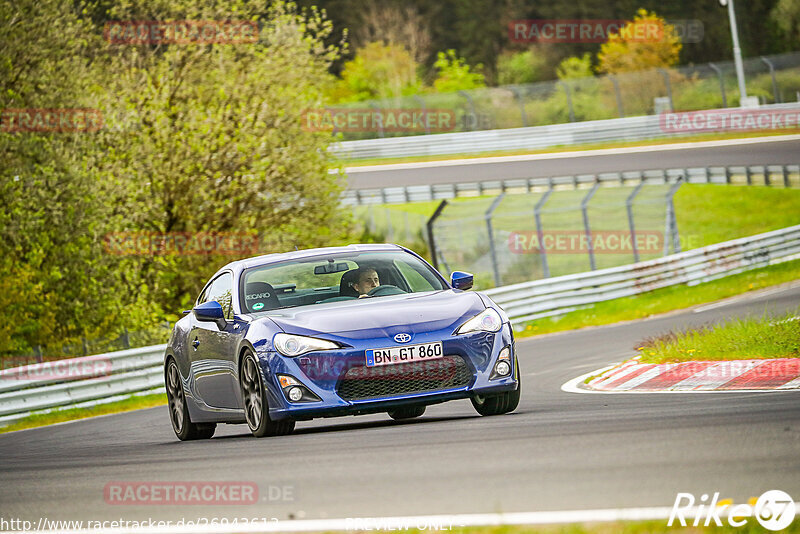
458;90;478;131
34;345;43;364
783;165;790;187
581;181;601;270
485;194;505;287
626;182;645;263
412;95;431;134
122;327;130;349
608;75;625;117
759;56;781;103
385;208;394;240
426;200;448;272
534;183;554;278
368;100;384;138
664;177;684;254
509;86;528;127
658;69;674;112
708;63;727;108
558;81;576;122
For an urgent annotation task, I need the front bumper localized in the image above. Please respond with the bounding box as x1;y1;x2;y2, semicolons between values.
256;323;518;421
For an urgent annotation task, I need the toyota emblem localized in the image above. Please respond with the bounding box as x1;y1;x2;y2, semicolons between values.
394;333;412;343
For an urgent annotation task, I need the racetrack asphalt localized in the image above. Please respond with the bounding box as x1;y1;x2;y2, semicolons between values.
343;136;800;190
1;284;798;525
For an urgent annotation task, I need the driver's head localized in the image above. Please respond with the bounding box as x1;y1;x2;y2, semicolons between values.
351;267;379;295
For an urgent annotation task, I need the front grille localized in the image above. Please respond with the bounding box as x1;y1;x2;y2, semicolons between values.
338;355;472;401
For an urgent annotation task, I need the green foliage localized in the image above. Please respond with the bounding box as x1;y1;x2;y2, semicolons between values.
598;9;682;74
556;54;594;80
432;49;485;93
771;0;800;45
497;50;547;85
332;41;421;102
0;0;351;355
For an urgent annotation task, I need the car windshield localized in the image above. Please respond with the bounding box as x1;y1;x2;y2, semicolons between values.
240;250;448;313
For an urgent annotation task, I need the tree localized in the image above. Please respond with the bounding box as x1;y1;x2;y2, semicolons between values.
333;41;421;102
598;9;681;74
0;0;352;354
771;0;800;46
349;1;432;64
497;49;549;85
98;0;350;314
556;53;594;80
432;49;485;93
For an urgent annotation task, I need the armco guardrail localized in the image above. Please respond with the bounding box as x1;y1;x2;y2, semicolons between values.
1;224;799;425
0;345;166;425
331;102;800;161
485;224;800;323
342;163;800;205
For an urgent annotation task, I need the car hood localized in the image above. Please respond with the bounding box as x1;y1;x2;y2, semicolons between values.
258;290;486;340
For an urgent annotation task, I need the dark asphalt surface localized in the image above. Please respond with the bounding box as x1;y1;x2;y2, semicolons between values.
1;284;799;525
345;136;800;189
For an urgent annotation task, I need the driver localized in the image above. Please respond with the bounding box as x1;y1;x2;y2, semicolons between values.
351;267;380;298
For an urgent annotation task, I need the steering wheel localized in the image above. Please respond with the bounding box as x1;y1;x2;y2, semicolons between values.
367;285;406;297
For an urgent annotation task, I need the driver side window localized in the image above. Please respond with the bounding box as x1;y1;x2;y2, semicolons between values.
200;272;234;320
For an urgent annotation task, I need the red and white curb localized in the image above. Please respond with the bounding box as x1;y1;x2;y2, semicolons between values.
563;358;800;394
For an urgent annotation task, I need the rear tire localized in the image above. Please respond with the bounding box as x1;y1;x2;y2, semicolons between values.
388;405;426;420
165;359;217;440
240;351;295;438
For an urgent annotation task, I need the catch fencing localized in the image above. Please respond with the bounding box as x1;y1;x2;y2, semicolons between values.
1;224;799;425
342;163;800;206
329;51;800;146
484;224;800;323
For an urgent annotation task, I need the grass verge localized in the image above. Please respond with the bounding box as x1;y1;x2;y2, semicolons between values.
338;130;800;167
636;309;800;364
515;259;800;338
0;392;166;434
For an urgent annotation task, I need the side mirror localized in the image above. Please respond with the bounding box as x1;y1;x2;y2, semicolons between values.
193;300;227;330
450;271;474;291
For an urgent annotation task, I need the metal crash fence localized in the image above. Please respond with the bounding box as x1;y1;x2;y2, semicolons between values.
426;176;684;288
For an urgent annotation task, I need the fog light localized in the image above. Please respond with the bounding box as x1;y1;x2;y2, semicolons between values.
288;387;303;402
495;360;511;376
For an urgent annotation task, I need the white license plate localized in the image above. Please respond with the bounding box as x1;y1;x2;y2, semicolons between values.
365;342;443;367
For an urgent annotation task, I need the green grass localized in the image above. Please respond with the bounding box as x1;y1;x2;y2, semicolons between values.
0;392;166;434
676;184;800;249
516;259;800;338
338;130;800;167
636;309;800;364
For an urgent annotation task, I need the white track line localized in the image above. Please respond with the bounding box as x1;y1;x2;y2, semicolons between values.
693;283;800;313
28;504;800;534
338;134;800;173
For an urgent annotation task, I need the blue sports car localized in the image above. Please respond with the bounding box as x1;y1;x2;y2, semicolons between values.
164;244;520;439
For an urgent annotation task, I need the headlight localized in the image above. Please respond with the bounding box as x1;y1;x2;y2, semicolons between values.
273;333;339;357
456;308;503;335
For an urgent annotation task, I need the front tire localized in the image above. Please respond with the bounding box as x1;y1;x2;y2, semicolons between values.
165;359;216;440
240;351;295;438
471;372;521;416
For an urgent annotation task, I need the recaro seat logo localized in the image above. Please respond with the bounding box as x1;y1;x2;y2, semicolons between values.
394;333;412;343
246;292;271;300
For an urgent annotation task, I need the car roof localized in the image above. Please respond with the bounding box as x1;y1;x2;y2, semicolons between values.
222;243;405;273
